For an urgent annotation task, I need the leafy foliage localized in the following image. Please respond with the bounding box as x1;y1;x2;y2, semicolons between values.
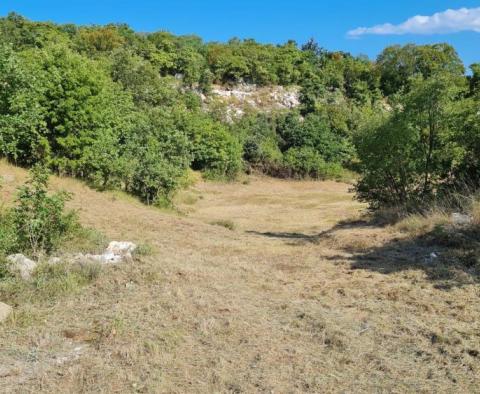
0;13;479;210
5;166;77;257
377;44;464;96
355;72;468;208
283;147;345;180
125;109;192;205
184;113;243;179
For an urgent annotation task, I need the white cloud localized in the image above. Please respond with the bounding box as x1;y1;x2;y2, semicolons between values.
348;7;480;38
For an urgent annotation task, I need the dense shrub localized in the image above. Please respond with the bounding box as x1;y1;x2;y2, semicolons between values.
283;147;345;180
4;166;77;258
231;112;354;178
13;167;77;257
355;72;466;208
233;114;283;171
0;43;137;187
182;113;243;179
0;45;48;166
277;113;354;163
123;109;192;205
1;14;479;210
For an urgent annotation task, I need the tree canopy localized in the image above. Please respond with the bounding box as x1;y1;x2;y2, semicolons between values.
0;13;478;209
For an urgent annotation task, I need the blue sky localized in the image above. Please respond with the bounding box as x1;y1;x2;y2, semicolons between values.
1;1;479;68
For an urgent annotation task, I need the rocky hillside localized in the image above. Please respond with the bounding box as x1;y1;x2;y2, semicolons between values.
202;84;300;121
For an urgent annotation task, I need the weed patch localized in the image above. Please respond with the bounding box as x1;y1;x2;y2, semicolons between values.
210;219;236;231
0;261;102;306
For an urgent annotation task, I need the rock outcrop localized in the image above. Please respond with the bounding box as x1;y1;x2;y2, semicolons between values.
81;241;137;264
205;84;300;122
7;241;137;280
106;241;137;260
6;254;37;280
451;213;472;226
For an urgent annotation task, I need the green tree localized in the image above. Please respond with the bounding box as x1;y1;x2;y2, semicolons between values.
277;113;353;163
377;43;464;96
180;113;242;179
125;109;192;205
0;45;48;165
26;45;135;182
355;72;465;207
233;114;282;171
468;63;480;96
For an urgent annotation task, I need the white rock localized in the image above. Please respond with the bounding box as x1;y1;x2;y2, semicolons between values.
451;213;472;226
88;251;122;264
425;252;439;264
43;241;138;268
47;256;62;265
106;241;137;258
7;254;37;280
74;241;137;265
0;302;12;323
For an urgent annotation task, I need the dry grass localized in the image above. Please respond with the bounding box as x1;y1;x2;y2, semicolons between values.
0;162;479;393
471;198;480;226
395;212;450;237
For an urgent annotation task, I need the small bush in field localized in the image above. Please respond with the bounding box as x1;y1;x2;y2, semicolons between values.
210;219;236;231
0;208;16;257
188;114;243;180
12;165;78;258
134;243;155;257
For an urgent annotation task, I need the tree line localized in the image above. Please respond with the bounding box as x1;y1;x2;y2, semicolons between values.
0;12;479;209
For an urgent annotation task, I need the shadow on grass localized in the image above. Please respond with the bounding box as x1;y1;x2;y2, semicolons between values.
349;232;480;289
249;219;480;289
246;219;376;244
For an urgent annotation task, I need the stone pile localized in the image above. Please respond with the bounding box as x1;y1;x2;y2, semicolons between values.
6;241;137;280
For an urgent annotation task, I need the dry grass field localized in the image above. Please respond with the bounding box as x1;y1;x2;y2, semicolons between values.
0;162;479;393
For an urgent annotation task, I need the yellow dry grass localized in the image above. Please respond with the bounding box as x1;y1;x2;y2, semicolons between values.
1;162;479;393
471;198;480;226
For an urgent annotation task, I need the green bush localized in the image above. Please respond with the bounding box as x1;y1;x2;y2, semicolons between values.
283;147;345;180
11;165;77;257
277;113;354;164
244;135;283;171
125;109;192;205
0;208;16;257
354;72;465;208
233;114;283;171
184;114;243;179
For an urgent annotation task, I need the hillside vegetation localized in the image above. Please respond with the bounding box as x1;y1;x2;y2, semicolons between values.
0;13;479;210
